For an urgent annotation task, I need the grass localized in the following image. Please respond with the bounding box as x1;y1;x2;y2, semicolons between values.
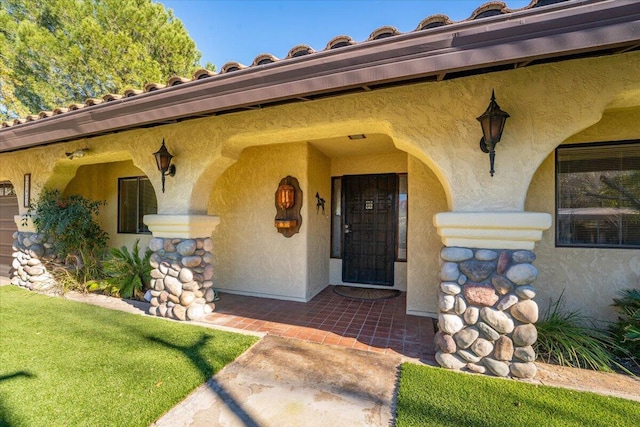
0;286;258;427
396;363;640;427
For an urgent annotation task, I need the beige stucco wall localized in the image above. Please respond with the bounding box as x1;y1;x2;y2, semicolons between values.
526;107;640;321
306;146;331;300
407;155;448;317
64;160;154;250
209;142;312;301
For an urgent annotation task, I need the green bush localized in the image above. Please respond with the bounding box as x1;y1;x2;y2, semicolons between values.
28;188;108;287
103;239;152;299
610;288;640;360
535;291;630;373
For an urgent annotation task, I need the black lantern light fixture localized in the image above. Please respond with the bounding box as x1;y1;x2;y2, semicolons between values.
153;139;176;193
477;90;510;177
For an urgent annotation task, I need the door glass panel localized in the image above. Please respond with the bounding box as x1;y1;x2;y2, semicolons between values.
330;177;342;258
397;174;407;260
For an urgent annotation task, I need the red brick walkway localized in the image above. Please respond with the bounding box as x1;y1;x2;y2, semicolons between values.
203;285;436;360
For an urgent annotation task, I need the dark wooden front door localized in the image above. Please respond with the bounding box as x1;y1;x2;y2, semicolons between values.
0;182;19;276
342;174;397;286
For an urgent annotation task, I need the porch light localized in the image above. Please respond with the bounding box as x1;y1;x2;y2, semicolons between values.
153;139;176;193
477;90;510;177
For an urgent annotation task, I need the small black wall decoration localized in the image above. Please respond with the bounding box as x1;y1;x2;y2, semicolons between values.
315;192;325;215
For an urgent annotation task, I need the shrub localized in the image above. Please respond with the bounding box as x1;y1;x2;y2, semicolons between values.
28;188;108;287
610;288;640;361
535;291;630;373
103;239;152;299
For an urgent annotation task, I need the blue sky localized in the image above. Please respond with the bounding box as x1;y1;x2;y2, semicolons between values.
160;0;532;69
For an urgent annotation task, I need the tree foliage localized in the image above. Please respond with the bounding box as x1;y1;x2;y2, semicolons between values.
0;0;202;120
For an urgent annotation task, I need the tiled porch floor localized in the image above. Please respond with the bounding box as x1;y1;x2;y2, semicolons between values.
203;285;437;360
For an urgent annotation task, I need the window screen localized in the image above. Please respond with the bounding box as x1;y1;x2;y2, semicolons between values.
556;142;640;248
118;177;157;233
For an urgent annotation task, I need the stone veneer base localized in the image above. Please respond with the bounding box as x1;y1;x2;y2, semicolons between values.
435;246;539;379
11;231;57;293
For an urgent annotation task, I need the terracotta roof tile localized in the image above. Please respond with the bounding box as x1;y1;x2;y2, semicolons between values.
325;35;355;50
287;44;315;58
167;76;191;86
252;53;278;66
368;26;400;41
193;69;216;80
221;61;246;73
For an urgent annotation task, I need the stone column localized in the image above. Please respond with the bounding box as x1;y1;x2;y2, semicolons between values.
143;214;221;321
10;215;57;292
432;212;551;379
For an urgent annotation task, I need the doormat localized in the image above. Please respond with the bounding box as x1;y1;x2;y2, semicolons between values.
333;285;401;301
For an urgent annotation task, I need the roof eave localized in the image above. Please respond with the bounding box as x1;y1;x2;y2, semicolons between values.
2;0;639;152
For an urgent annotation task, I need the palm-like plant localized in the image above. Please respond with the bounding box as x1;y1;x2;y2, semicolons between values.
103;240;152;299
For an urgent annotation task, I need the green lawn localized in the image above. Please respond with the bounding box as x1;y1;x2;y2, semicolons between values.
0;286;258;427
396;362;640;427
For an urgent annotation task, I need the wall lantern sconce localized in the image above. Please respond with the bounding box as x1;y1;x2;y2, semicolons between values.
153;139;176;193
477;90;510;177
274;176;303;237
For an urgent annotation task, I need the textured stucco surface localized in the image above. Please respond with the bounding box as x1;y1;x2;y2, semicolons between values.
526;153;640;322
209;143;310;301
407;155;448;317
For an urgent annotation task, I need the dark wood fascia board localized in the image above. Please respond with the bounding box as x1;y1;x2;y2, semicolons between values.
2;0;640;153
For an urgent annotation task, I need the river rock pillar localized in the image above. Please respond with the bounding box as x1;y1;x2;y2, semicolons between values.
10;215;57;292
144;214;221;321
432;212;551;379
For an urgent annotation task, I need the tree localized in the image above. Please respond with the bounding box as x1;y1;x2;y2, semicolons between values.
0;0;202;121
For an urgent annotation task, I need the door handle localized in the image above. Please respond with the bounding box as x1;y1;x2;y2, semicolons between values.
344;224;351;234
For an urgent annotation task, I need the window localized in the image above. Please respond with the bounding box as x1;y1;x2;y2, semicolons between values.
330;174;408;260
0;182;15;197
118;177;157;234
556;142;640;248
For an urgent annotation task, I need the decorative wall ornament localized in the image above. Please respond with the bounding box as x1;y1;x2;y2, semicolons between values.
315;192;325;214
274;176;302;237
65;148;89;159
23;173;30;207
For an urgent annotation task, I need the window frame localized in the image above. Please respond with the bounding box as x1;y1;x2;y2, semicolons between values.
555;140;640;249
117;176;156;234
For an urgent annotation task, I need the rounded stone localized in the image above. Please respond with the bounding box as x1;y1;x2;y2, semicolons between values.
510;362;537;379
471;338;494;358
172;304;187;321
475;249;498;261
439;313;464;334
202;280;214;289
179;268;194;283
164;240;176;252
203;264;214;280
463;283;499;307
512;251;536;264
164;276;183;296
457;349;481;363
497;251;510;275
153;278;165;291
177;240;197;256
439;294;455;312
480;307;515;334
203;303;215;314
168;294;180;304
511;300;539;323
436;351;466;370
202;252;214;264
440;247;473;262
205;288;217;302
22;237;33;247
454;296;467;315
491;275;514;295
148;306;157;316
186;304;205;320
464;307;479;325
515;285;536;300
159;291;169;303
149;238;164;252
457;274;467;286
439;263;460;281
203;238;214;252
467;363;486;374
493;336;514;361
158;304;168;317
151;269;165;279
196;239;204;249
29;245;44;258
505;264;538;285
454;327;479;349
513;324;538;347
159;261;170;275
180;291;196;306
182;256;202;268
435;331;457;353
182;281;199;291
194;297;207;305
440;282;461;295
459;260;496;282
150;297;159;307
167;266;180;278
206;303;216;313
195;289;204;298
514;346;536;362
497;294;519;311
483;358;510;377
477;321;502;342
150;253;161;268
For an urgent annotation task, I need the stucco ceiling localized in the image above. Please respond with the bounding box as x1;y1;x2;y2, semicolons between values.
309;134;398;159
